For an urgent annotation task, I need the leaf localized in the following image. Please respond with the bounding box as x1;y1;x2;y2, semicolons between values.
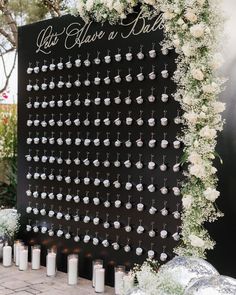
214;151;223;164
180;152;188;165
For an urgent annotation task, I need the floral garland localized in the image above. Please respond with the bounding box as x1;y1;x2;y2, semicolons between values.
71;0;225;258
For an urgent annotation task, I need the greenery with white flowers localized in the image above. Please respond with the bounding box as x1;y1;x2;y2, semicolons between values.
72;0;225;258
0;208;20;241
122;259;185;295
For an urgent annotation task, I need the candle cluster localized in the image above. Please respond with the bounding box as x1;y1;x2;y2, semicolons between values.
0;241;128;294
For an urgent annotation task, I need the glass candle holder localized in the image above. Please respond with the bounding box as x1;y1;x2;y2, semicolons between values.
14;239;23;265
68;254;79;285
3;242;12;267
46;248;57;277
31;245;41;270
19;245;28;271
115;266;126;295
92;259;103;287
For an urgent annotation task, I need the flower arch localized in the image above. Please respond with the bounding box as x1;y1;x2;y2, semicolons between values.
71;0;225;258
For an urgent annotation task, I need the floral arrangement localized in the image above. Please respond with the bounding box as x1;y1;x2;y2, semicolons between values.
71;0;226;258
0;208;20;241
122;259;185;295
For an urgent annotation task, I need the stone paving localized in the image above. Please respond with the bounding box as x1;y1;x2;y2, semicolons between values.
0;264;114;295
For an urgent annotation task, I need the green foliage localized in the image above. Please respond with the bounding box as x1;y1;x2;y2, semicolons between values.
0;106;17;207
0;157;17;207
0;0;46;27
8;0;49;24
0;0;67;28
0;106;17;158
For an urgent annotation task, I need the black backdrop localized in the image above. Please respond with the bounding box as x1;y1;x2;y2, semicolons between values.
207;62;236;278
17;12;184;285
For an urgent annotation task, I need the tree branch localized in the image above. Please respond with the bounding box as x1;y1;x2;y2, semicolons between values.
0;45;15;55
0;0;18;47
0;28;16;47
0;52;8;77
0;50;17;93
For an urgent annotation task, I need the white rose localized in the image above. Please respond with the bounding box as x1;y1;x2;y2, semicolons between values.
113;0;124;14
202;82;220;94
211;53;224;70
199;111;206;119
177;18;185;25
188;152;202;165
85;0;94;11
212;101;226;113
144;0;156;5
189;164;206;179
209;153;215;160
184;111;198;125
202;105;208;112
185;9;197;23
183;95;193;105
174;8;181;14
76;1;85;15
203;187;220;202
211;167;217;174
197;0;205;6
173;38;180;47
182;195;194;209
191;68;204;81
104;0;114;10
193;140;199;148
189;234;205;247
199;126;217;139
182;43;194;57
213;114;222;125
163;11;175;20
190;23;205;38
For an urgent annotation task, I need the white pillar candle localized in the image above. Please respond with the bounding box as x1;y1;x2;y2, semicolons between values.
95;268;105;293
15;240;23;266
13;242;16;262
92;259;103;287
19;246;28;271
115;266;125;295
46;249;57;277
3;243;12;267
67;254;78;285
31;245;41;270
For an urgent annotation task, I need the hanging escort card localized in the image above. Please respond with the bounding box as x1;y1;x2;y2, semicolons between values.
17;10;184;286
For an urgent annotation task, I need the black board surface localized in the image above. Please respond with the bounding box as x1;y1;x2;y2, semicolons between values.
17;11;183;285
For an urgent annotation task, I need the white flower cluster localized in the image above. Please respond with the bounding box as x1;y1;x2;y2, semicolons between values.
0;209;20;240
72;0;225;258
121;259;184;295
72;0;162;23
73;0;140;23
